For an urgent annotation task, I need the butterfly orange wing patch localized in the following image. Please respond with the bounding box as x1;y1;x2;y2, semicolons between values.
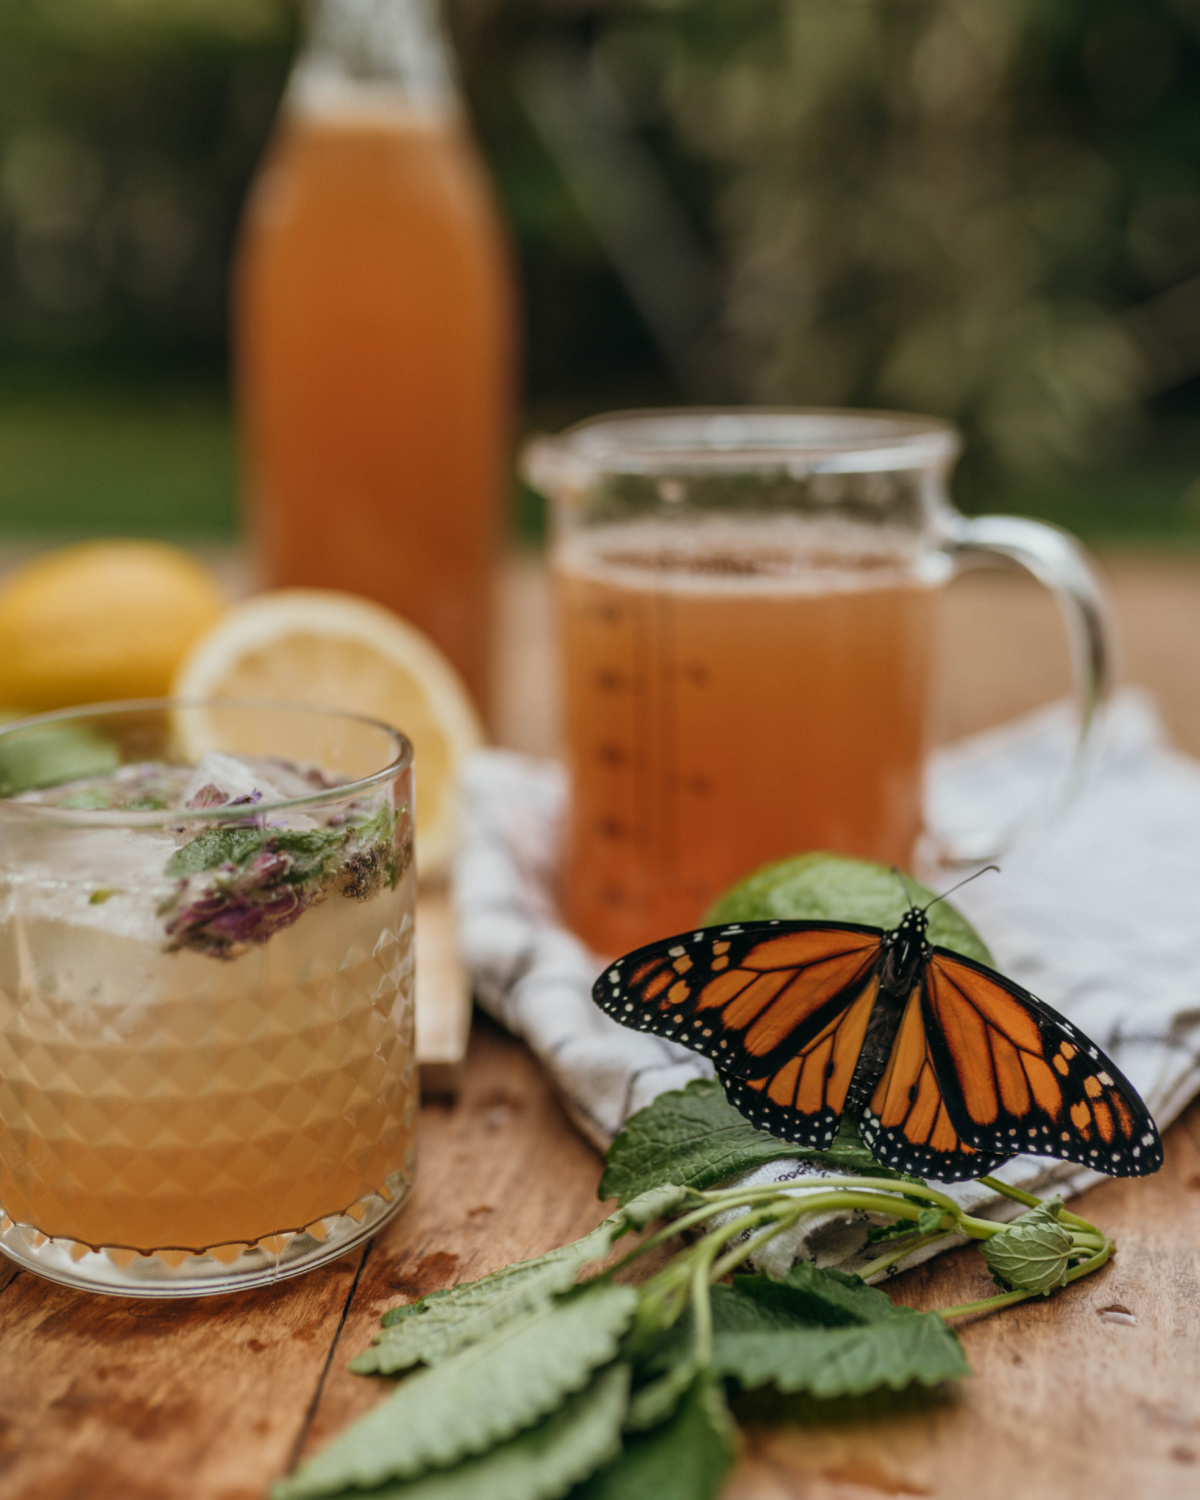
920;950;1162;1176
719;977;880;1149
859;983;1008;1181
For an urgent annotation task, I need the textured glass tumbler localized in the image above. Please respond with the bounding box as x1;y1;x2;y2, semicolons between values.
0;700;417;1296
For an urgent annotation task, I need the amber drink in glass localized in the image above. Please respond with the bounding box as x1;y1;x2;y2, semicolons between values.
0;701;416;1296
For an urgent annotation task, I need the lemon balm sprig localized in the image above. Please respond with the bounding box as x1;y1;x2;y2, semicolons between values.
276;1093;1119;1500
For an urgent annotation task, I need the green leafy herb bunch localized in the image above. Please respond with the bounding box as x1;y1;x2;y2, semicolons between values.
273;1082;1115;1500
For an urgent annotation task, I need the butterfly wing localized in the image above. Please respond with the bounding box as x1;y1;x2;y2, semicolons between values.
859;980;1011;1181
594;921;884;1149
917;949;1162;1177
716;976;882;1149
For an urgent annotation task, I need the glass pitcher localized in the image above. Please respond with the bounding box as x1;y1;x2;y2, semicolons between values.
524;407;1109;956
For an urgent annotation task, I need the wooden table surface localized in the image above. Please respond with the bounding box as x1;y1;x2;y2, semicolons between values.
3;546;1200;1500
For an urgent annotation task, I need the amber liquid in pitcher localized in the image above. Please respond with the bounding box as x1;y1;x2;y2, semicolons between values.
556;519;937;956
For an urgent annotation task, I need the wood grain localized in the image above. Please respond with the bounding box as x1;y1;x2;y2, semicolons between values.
0;1247;365;1500
1;1012;1198;1500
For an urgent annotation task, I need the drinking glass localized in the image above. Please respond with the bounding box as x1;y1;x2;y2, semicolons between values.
0;700;416;1296
524;408;1109;957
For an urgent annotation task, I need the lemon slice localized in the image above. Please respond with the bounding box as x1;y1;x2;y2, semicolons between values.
172;589;484;879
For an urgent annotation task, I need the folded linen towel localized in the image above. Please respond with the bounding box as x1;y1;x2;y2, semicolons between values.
453;691;1200;1276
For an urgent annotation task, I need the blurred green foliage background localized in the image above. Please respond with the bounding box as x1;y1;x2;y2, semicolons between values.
0;0;1198;541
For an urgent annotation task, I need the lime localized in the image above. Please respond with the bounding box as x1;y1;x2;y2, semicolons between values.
703;850;992;964
0;719;120;797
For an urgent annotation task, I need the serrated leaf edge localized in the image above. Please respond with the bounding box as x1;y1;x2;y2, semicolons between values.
278;1284;639;1499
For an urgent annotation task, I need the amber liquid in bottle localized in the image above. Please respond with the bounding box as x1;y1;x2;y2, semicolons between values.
235;1;513;708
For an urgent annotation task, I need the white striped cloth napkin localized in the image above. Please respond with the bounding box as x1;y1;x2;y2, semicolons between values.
452;691;1200;1275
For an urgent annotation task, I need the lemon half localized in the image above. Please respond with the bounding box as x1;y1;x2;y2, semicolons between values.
173;589;485;879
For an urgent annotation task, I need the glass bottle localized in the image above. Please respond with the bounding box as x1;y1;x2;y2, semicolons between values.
234;0;514;711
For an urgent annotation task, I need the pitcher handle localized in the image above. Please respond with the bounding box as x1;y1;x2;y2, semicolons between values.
926;513;1113;866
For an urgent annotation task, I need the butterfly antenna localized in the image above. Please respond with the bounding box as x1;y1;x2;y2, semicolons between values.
891;865;918;907
923;864;1000;914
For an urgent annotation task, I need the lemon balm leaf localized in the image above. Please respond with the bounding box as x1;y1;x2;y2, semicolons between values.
623;1358;701;1433
644;1270;901;1387
640;1282;825;1387
713;1313;969;1398
573;1374;737;1500
621;1183;693;1227
0;721;120;796
312;1364;630;1500
165;826;270;877
276;1284;639;1499
702;851;993;966
373;1204;653;1331
355;1217;633;1374
161;807;402;960
599;1079;903;1206
981;1199;1073;1294
732;1263;905;1329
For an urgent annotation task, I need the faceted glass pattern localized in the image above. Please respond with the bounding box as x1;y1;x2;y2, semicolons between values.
0;702;417;1296
0;876;417;1292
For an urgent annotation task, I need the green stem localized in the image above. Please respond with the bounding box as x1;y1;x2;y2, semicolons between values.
709;1210;800;1284
701;1176;964;1214
608;1185;938;1277
975;1174;1043;1208
607;1173;1115;1337
976;1175;1100;1235
856;1230;960;1281
690;1258;714;1367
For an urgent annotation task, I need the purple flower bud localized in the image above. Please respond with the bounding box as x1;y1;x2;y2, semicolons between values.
187;784;229;810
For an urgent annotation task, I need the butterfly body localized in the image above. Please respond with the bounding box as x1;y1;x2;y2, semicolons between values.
595;908;1162;1183
842;908;930;1113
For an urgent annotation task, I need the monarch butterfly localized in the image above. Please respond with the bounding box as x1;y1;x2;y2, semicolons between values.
593;903;1162;1182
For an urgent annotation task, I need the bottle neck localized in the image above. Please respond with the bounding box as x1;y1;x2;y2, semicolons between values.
287;0;459;122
